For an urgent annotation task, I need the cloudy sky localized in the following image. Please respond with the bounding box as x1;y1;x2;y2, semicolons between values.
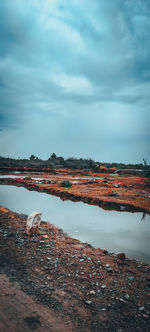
0;0;150;164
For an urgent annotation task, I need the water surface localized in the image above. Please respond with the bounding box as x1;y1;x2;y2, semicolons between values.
0;185;150;264
0;175;25;179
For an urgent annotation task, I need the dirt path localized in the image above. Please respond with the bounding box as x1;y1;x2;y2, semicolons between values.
0;207;150;331
0;274;74;332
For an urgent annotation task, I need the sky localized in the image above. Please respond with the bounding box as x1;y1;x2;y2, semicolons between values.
0;0;150;164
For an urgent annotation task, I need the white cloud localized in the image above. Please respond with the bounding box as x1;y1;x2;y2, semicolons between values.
52;74;93;95
34;1;85;53
43;17;84;52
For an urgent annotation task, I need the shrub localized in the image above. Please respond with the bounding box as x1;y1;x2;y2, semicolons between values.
60;180;72;187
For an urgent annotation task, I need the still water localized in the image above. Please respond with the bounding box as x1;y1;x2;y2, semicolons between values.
0;185;150;264
0;175;25;179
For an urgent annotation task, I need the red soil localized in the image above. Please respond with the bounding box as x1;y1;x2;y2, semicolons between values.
0;207;150;331
0;168;150;213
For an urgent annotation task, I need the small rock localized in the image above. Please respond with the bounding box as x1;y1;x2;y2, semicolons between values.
103;249;108;254
117;253;126;260
85;300;92;305
119;298;126;303
60;180;72;187
114;183;120;188
109;191;120;197
139;306;145;311
42;235;49;239
128;276;134;281
125;294;130;300
80;255;86;259
120;205;125;211
101;285;107;289
105;264;110;268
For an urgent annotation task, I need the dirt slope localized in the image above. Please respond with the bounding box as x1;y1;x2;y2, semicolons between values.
0;207;150;331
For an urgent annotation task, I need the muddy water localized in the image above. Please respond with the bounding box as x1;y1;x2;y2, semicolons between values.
0;185;150;264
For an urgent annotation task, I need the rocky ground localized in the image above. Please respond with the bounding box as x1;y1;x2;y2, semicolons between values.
0;168;150;213
0;207;150;331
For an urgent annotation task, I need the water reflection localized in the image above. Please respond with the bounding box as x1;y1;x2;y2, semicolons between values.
141;212;146;222
0;185;150;264
0;175;25;179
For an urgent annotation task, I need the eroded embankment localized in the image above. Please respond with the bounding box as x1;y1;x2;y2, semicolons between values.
0;168;150;213
0;207;150;332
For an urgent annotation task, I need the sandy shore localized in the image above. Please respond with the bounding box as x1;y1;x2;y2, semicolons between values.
0;206;150;331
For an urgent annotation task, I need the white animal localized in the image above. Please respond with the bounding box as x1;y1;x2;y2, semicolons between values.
26;212;42;234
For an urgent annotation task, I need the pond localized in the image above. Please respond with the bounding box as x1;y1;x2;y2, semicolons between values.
0;185;150;264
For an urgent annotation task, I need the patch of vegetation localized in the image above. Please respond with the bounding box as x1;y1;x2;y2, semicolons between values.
0;154;149;174
60;180;72;187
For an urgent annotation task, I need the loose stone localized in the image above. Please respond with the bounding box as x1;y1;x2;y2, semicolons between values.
85;300;92;305
128;276;134;281
117;253;126;260
139;306;145;311
101;285;107;289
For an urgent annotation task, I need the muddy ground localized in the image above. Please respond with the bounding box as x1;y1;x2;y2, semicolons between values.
0;207;150;331
0;168;150;213
0;168;150;331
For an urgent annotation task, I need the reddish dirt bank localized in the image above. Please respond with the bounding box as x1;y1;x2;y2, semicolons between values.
0;207;150;331
0;168;150;213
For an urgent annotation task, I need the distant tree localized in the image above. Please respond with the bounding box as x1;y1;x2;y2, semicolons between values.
88;159;94;168
143;158;147;166
30;155;36;161
50;153;57;159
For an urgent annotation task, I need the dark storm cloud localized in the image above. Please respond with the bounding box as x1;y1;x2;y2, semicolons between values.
0;0;150;162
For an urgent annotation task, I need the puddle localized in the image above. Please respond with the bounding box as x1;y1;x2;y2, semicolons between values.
72;176;102;180
0;175;48;182
0;175;25;179
31;178;45;181
0;185;150;264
